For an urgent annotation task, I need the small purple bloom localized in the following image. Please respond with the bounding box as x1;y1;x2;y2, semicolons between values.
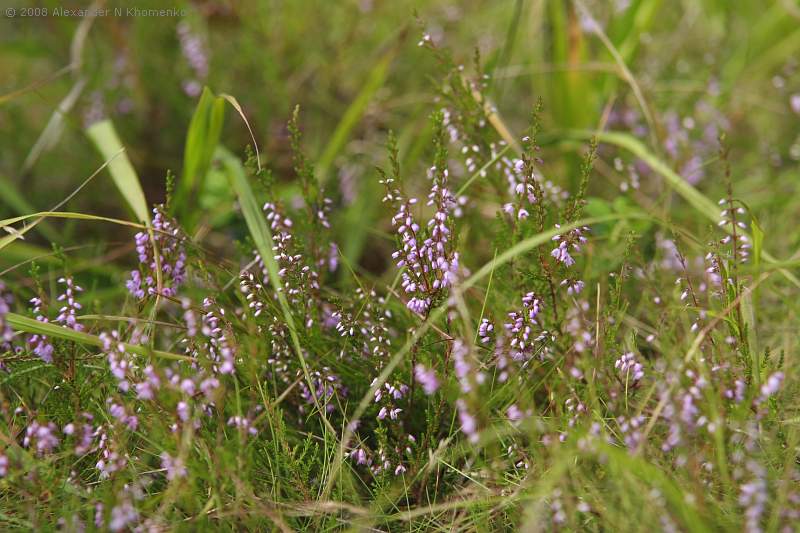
414;364;439;395
160;452;187;480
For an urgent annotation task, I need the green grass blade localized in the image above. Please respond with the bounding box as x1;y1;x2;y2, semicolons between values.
22;78;86;175
572;130;719;216
0;175;59;242
603;445;713;533
0;151;124;252
175;87;226;227
0;211;147;229
6;312;191;362
324;213;632;498
0;211;146;252
560;129;800;287
315;48;394;184
219;94;261;172
219;146;335;438
86;119;150;224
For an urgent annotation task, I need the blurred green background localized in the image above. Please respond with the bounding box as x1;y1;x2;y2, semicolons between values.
1;0;800;271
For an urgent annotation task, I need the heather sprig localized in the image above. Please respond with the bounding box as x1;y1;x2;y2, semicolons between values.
126;206;188;300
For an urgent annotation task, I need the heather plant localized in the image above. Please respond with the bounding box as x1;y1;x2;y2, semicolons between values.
2;2;800;532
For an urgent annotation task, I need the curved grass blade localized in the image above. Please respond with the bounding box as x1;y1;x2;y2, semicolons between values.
315;47;395;184
560;129;800;287
0;151;124;252
6;312;191;362
0;175;60;242
0;211;147;230
22;78;86;175
219;94;261;172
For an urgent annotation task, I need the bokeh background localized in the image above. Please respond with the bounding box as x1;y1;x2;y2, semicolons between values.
2;0;800;273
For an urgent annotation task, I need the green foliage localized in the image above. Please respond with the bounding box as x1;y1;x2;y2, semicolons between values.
2;2;800;531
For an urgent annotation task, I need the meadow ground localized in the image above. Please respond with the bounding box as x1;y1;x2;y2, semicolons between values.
1;1;800;531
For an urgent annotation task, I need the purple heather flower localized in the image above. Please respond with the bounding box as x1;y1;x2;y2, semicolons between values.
109;499;138;532
182;80;202;97
94;503;104;528
407;297;430;315
504;292;547;361
717;200;751;263
101;331;132;392
456;399;479;443
126;270;145;299
160;452;187;480
791;94;800;115
507;404;525;423
0;454;7;477
414;364;439;395
0;282;13;347
615;352;644;382
757;372;784;404
478;318;494;343
384;163;461;316
618;415;646;450
135;365;161;400
182;298;198;337
551;241;575;266
199;376;220;398
328;242;339;272
725;379;746;403
298;367;347;415
250;202;323;323
739;461;767;533
107;399;138;430
66;413;96;456
23;421;60;455
349;447;369;466
54;276;84;331
561;279;585;296
176;401;190;422
127;207;187;299
28;296;54;363
177;21;208;97
96;427;127;478
228;414;258;436
550;489;568;524
550;225;589;267
452;339;481;393
196;298;236;374
373;379;408;423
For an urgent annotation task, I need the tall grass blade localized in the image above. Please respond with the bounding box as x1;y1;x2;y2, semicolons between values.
175;87;226;226
6;312;191;362
86;119;150;224
315;48;394;184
